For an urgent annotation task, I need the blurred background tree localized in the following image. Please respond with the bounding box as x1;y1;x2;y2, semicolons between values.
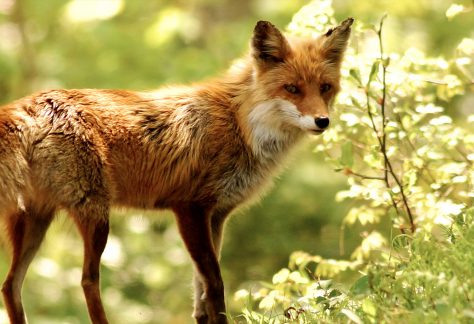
0;0;472;323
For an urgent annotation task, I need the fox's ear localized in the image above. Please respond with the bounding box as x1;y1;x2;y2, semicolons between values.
321;17;354;64
252;21;290;66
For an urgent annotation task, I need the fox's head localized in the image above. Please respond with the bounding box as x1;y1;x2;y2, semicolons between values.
248;18;353;136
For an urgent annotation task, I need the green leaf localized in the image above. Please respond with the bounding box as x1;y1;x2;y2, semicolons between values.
272;268;290;284
349;69;363;86
341;141;354;168
362;298;377;317
341;308;363;324
367;61;380;87
435;302;453;320
315;296;327;304
350;275;370;295
328;288;342;298
318;279;333;290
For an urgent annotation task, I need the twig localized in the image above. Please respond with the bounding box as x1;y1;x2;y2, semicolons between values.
378;15;389;188
366;15;416;233
455;145;472;165
346;169;385;181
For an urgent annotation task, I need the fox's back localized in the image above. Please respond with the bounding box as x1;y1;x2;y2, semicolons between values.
0;88;274;212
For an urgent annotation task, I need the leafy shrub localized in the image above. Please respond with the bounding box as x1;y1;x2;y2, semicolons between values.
234;0;474;322
235;210;473;323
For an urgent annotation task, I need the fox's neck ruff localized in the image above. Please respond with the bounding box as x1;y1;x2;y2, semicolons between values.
245;99;302;158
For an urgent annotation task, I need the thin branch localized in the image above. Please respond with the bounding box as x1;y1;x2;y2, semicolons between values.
378;16;415;233
423;79;474;86
366;15;415;233
455;145;472;165
347;170;385;181
378;15;389;189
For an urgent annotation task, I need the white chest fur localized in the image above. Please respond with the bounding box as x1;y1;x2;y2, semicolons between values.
247;99;302;158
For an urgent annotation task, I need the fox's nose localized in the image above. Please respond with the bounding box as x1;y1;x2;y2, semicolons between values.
315;117;330;129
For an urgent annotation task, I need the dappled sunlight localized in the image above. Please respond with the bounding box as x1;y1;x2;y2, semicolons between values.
0;23;21;52
32;257;60;279
145;7;201;47
64;0;124;23
102;235;125;268
0;0;13;14
254;0;306;16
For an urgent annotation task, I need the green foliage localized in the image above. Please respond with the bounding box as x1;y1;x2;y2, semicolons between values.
235;211;474;323
235;0;474;322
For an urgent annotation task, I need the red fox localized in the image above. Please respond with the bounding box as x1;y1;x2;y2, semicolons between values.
0;18;353;324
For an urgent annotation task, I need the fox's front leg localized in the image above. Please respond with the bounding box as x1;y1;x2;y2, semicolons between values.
192;207;232;323
173;204;227;324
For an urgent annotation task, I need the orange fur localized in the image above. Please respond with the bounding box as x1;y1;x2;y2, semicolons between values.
0;19;353;324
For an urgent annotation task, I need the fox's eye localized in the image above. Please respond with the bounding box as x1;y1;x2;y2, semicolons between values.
284;84;300;94
320;83;332;93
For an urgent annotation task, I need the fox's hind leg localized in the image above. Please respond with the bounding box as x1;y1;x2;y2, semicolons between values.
1;206;54;324
69;201;110;324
